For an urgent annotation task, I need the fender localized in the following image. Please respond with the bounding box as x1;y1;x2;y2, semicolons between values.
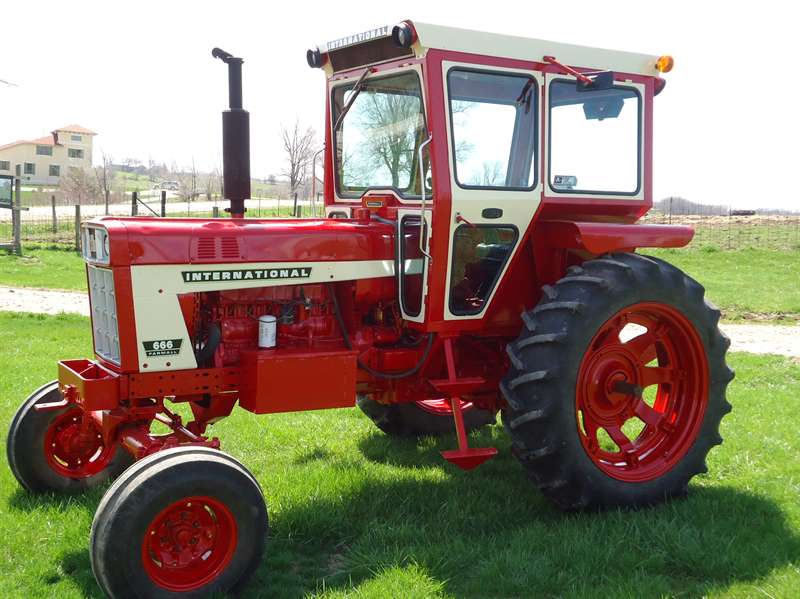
536;220;694;255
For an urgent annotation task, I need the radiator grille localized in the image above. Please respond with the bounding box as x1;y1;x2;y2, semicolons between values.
87;265;120;364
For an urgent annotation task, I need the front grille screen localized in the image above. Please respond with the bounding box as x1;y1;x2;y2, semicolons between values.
87;265;120;364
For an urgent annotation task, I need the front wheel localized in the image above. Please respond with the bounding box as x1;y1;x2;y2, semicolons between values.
90;446;267;598
501;253;734;510
7;381;132;493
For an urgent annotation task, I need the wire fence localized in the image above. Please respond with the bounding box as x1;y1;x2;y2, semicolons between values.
641;199;800;251
0;188;322;251
2;191;798;252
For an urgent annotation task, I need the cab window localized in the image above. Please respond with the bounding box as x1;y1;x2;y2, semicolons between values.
549;80;641;195
447;69;538;190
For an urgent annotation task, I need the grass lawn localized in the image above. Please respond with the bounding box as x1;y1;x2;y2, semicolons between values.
0;247;85;291
646;248;800;322
0;311;798;598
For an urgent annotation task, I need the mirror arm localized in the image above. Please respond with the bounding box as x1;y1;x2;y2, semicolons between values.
543;55;593;86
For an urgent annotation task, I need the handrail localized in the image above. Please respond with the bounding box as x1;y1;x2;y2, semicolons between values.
417;135;432;259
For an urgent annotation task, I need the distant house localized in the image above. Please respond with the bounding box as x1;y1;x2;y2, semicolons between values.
0;125;97;185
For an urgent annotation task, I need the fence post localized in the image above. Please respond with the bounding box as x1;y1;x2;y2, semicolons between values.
161;190;166;217
104;189;110;215
131;191;138;216
293;192;298;218
12;177;22;255
51;195;57;234
74;204;81;252
212;206;219;218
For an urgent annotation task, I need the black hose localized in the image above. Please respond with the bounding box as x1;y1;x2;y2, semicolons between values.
194;322;221;367
329;284;434;380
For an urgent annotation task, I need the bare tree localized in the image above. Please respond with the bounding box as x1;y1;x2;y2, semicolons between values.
178;160;199;205
280;119;317;197
61;167;100;205
94;151;116;214
478;161;503;186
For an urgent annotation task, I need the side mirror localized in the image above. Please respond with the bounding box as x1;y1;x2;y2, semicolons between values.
0;175;13;208
576;70;614;91
583;96;624;120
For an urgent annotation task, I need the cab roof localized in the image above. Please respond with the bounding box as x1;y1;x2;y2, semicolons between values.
318;20;661;77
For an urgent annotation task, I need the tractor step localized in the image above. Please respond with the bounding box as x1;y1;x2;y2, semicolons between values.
441;446;499;470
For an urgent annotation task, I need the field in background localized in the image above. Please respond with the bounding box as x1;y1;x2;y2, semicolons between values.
0;311;798;598
1;247;797;324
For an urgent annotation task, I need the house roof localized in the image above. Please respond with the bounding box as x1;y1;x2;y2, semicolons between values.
56;124;97;135
0;124;96;152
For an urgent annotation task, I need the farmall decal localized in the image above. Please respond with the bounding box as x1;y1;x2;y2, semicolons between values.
181;267;312;283
326;26;390;51
143;339;183;357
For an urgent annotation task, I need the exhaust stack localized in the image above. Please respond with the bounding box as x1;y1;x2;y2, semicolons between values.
212;47;250;218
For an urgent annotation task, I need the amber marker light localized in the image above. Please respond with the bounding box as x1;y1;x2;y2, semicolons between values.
656;55;674;73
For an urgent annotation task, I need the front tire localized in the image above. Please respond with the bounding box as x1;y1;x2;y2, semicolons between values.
90;446;267;598
501;253;734;510
7;381;132;493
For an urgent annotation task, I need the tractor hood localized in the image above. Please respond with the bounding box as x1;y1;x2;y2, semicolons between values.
92;216;395;267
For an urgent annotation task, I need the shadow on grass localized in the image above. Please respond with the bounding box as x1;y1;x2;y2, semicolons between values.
10;431;800;599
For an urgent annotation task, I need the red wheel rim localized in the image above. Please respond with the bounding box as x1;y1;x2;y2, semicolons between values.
43;408;116;478
576;302;709;482
142;496;238;592
415;398;475;416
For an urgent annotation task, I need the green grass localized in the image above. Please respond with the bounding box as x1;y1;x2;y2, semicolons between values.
0;311;799;598
0;247;85;290
647;248;800;322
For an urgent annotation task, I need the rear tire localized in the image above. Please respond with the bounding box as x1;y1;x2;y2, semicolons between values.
7;381;133;493
90;446;267;598
357;394;495;437
501;253;734;510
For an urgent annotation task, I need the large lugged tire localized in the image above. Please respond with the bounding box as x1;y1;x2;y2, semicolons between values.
90;446;268;598
501;253;734;510
7;381;133;493
357;394;496;437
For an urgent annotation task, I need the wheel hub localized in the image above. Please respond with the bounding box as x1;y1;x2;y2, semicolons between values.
44;409;113;478
142;496;237;592
576;302;708;482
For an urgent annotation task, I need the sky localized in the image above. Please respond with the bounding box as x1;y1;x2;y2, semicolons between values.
1;0;797;209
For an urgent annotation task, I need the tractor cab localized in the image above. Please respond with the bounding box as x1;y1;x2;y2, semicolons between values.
309;21;674;333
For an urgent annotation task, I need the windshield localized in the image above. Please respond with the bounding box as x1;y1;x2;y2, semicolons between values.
332;70;428;198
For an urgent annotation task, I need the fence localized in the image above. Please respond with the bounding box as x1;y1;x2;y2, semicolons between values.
2;190;798;253
0;187;320;251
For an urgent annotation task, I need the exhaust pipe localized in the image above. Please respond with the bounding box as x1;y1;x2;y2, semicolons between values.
212;47;250;218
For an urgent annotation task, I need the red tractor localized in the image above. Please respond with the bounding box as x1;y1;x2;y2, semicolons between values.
7;21;733;597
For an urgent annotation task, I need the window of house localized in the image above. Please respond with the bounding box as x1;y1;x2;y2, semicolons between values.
70;134;82;142
68;148;84;159
36;145;53;156
24;162;35;175
0;161;9;171
448;69;538;190
449;225;518;315
549;80;641;195
49;165;60;177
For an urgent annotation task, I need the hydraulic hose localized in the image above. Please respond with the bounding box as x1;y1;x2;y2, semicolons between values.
328;284;434;380
194;322;221;367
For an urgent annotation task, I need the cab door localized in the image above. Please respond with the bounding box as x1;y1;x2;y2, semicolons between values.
440;62;544;321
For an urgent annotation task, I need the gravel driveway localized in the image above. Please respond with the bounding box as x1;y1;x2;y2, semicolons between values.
1;286;798;357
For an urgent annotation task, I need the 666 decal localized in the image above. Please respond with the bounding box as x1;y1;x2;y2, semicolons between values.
143;338;183;357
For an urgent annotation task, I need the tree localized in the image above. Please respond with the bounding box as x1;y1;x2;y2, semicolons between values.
178;159;198;203
266;174;277;185
94;151;116;214
61;167;100;205
280;119;317;197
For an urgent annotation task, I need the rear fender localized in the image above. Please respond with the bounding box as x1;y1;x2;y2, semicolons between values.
536;220;694;255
